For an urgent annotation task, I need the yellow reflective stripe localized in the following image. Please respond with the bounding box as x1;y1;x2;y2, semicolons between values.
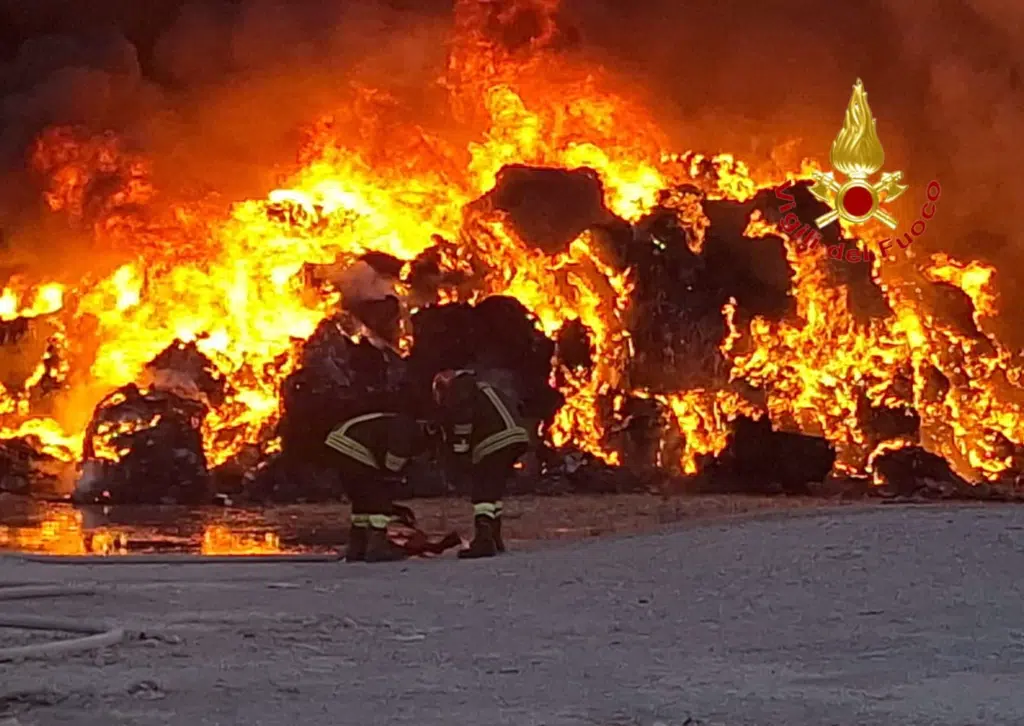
473;502;497;518
325;432;378;468
453;424;473;435
494;501;503;515
351;514;369;526
384;452;406;472
472;427;529;463
368;514;391;529
325;413;393;469
453;442;470;453
479;384;516;428
336;412;392;436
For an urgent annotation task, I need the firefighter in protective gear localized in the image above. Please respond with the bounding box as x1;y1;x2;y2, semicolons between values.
325;411;424;562
432;369;530;558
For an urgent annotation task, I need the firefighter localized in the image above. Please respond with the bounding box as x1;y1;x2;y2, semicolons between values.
325;410;425;562
432;369;531;558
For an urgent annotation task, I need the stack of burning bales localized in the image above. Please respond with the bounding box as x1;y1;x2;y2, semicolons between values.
0;164;1016;505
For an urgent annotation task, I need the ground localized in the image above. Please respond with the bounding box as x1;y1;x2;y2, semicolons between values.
3;499;1024;726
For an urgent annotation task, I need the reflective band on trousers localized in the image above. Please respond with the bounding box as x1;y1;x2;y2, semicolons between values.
472;384;529;463
384;452;406;472
325;412;392;469
351;514;370;527
473;502;498;518
368;514;391;529
494;501;503;515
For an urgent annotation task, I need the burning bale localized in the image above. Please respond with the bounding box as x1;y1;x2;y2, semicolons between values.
0;436;72;497
871;445;975;500
702;416;837;495
469;165;617;254
73;341;222;505
245;314;406;503
2;0;1022;509
407;295;562;424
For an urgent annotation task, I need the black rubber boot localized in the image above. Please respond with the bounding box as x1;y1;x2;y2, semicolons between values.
493;517;506;553
365;527;408;563
345;525;368;562
458;516;499;559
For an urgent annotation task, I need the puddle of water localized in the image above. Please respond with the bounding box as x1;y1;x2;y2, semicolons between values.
0;498;343;555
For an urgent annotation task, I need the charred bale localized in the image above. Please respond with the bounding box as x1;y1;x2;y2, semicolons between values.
470;164;616;254
142;340;228;406
243;451;343;503
0;437;71;497
407;297;561;422
74;383;211;505
628;201;730;389
926;281;988;343
704;415;836;494
872;445;974;499
278;315;403;458
556;318;593;372
857;395;922;450
406;238;478;308
0;315;63;398
702;198;794;322
526;447;650;495
756;182;891;322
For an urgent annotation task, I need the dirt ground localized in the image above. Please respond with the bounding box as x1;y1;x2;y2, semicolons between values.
4;498;1024;726
263;493;837;550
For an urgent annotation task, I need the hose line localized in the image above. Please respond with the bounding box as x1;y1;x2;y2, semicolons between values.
0;552;341;662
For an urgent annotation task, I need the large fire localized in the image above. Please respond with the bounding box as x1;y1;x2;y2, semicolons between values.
0;0;1015;495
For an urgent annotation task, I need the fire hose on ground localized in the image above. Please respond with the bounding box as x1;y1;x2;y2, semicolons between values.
0;552;341;663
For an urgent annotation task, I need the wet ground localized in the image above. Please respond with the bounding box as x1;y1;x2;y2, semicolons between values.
0;493;833;556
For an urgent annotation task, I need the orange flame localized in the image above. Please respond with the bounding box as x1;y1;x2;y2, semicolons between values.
0;0;1019;494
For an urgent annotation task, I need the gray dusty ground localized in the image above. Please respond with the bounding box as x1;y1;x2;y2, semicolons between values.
2;502;1024;726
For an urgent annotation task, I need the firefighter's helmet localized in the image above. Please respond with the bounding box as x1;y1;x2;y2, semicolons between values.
432;369;472;406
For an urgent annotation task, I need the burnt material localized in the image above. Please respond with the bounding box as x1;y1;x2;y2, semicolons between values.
0;437;70;496
277;314;404;458
72;340;225;505
74;383;211;505
703;416;837;495
555;318;593;372
872;445;974;499
472;165;614;254
144;339;228;406
407;296;561;422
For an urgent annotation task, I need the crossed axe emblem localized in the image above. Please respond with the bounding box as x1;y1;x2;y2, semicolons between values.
807;170;909;230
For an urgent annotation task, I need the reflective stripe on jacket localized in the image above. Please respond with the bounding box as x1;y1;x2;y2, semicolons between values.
324;412;394;469
471;383;529;463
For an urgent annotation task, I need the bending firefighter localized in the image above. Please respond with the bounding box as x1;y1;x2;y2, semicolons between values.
432;370;531;558
325;410;424;562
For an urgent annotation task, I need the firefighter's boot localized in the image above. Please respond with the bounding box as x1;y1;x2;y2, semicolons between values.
365;526;408;563
493;501;506;553
458;515;499;559
345;520;368;562
492;516;506;553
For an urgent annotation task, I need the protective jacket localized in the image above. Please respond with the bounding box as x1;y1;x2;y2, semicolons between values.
325;412;422;473
439;372;530;466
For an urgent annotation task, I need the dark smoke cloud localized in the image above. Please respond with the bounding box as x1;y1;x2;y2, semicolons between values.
0;0;450;277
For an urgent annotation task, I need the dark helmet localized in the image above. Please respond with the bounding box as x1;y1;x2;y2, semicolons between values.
432;369;473;406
